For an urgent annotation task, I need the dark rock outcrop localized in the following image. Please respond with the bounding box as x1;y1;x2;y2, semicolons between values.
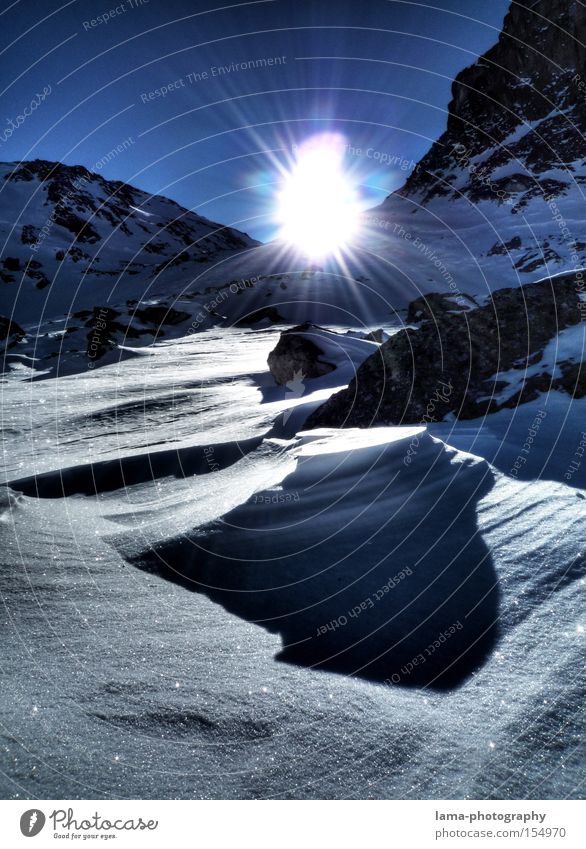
235;306;285;327
307;273;586;428
268;324;336;385
0;316;25;343
397;0;586;207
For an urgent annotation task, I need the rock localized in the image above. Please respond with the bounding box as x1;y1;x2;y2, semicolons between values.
0;316;25;342
268;324;336;385
406;292;477;323
487;236;522;257
235;306;285;326
363;328;387;343
20;224;38;245
306;273;586;428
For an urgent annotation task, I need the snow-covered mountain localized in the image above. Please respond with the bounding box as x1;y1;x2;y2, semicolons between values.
2;326;584;798
308;273;585;428
367;0;586;289
0;159;259;325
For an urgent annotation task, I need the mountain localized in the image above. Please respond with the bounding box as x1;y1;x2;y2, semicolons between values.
2;1;586;804
0;159;259;325
368;0;586;287
401;0;586;204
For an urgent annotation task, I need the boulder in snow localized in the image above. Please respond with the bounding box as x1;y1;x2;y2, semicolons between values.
267;323;337;385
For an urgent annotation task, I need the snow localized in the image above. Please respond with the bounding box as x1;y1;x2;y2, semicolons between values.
1;327;584;799
540;323;586;368
0;162;258;325
293;325;379;374
477;322;586;406
129;205;153;217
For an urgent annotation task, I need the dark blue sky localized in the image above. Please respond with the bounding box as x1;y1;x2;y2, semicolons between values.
0;0;510;240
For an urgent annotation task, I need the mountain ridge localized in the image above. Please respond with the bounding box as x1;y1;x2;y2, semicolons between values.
0;158;259;323
390;0;586;213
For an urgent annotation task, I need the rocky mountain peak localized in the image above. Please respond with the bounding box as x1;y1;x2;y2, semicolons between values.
396;0;586;203
447;0;586;139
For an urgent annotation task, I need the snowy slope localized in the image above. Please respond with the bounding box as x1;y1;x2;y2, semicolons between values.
0;160;259;324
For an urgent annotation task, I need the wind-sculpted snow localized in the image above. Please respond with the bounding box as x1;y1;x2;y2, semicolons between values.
0;327;584;799
128;428;499;689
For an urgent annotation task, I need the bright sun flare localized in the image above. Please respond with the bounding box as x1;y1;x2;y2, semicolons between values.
277;134;361;259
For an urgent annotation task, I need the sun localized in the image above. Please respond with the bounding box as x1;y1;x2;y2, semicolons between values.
276;134;361;259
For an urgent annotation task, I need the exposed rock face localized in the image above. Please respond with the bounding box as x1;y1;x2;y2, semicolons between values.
348;7;586;413
365;0;586;288
235;306;285;327
268;324;336;385
4;159;254;253
306;273;586;428
0;316;25;345
398;0;586;207
406;292;478;323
